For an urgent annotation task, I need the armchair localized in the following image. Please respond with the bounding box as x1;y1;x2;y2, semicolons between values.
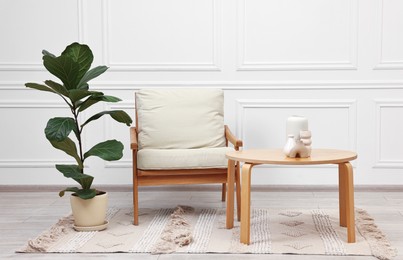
130;89;242;226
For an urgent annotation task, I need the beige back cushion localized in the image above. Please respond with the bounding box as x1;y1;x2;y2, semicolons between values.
136;89;226;149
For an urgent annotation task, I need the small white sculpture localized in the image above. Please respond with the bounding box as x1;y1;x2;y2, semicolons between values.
283;134;310;158
283;115;313;158
299;130;312;155
286;115;308;140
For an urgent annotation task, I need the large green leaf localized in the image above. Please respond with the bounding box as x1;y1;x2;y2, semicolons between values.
59;187;79;197
44;80;69;97
49;138;82;167
84;140;123;161
25;83;57;95
78;94;121;112
55;164;93;190
45;117;76;142
59;187;97;199
68;89;101;103
56;164;82;176
43;54;79;90
61;43;93;84
77;65;108;90
81;110;132;128
42;50;56;58
110;110;132;126
100;95;121;102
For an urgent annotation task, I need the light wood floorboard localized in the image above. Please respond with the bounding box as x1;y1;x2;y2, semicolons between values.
0;190;402;259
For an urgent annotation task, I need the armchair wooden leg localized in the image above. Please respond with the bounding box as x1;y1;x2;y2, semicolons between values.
132;151;139;225
133;180;139;225
221;183;226;202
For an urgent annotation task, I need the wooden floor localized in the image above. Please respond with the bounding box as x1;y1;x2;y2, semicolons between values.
0;186;402;260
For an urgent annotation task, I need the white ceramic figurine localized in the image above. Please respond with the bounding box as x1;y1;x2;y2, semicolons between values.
284;115;312;158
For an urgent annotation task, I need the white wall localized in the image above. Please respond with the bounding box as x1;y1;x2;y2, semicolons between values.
0;0;402;186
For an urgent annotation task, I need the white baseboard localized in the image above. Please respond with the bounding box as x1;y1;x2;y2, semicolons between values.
0;184;402;192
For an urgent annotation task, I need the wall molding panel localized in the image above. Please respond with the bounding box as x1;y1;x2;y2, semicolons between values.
103;102;134;168
237;0;358;71
374;99;403;168
374;0;403;70
0;0;83;71
235;99;357;152
101;0;222;71
0;101;76;168
234;99;357;170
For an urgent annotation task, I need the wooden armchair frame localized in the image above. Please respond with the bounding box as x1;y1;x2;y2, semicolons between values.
130;123;242;225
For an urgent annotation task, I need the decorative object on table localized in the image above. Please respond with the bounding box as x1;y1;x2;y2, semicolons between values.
284;115;312;158
18;206;397;260
283;135;310;158
300;130;312;150
286;115;308;140
25;42;133;231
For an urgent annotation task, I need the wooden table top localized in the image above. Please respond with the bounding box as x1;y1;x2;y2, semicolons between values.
226;148;357;165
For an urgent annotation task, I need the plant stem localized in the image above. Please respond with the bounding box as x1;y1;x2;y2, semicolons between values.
72;105;84;173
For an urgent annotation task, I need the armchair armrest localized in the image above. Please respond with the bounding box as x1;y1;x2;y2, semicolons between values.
225;125;243;150
130;127;138;150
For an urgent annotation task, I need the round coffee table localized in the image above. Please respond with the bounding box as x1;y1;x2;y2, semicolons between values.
225;148;357;245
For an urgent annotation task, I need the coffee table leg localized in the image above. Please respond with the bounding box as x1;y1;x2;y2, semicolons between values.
240;163;253;245
236;161;241;222
340;162;356;243
338;165;346;227
226;159;235;229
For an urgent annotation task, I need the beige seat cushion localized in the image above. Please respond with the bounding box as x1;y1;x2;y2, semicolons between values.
136;89;226;150
137;147;234;170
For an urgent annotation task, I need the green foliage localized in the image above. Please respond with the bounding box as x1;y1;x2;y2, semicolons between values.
84;140;124;161
45;117;76;141
55;164;93;189
25;42;132;200
49;138;82;167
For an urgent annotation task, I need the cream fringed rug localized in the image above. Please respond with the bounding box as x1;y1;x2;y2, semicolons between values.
19;206;396;259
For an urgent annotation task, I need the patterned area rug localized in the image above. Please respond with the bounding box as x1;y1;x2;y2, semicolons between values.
18;206;397;259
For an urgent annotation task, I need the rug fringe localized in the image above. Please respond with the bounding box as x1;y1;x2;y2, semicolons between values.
355;208;397;260
150;205;194;254
18;215;74;253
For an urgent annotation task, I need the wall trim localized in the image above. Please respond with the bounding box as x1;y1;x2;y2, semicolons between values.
71;80;403;90
0;100;65;108
2;80;403;91
77;0;85;42
0;160;75;168
1;184;402;192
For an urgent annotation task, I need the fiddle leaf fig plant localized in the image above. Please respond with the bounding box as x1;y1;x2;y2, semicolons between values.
26;42;132;200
